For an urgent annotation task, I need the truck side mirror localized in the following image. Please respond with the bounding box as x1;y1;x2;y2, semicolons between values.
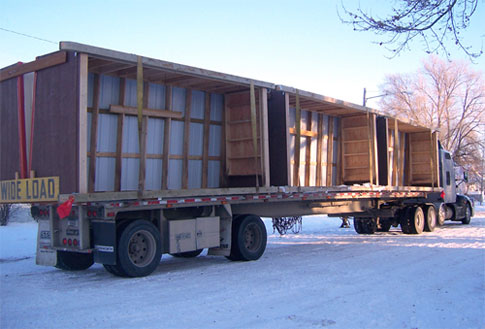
463;172;468;182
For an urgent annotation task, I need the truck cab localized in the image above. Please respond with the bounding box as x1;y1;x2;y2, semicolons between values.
438;144;474;224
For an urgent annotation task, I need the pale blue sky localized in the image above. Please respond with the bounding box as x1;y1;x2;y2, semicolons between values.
1;0;484;107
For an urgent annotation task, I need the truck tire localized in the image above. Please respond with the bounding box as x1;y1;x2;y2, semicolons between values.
461;205;471;225
170;249;203;258
354;217;376;234
117;220;162;277
437;204;446;226
56;251;94;271
227;215;267;261
103;264;128;277
378;221;392;232
353;218;365;234
401;207;425;234
424;206;437;232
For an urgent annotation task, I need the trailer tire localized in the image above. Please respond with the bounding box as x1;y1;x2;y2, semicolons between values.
170;249;203;258
56;251;94;271
117;220;161;277
461;205;471;225
103;264;128;277
353;218;365;234
424;206;437;232
378;221;392;232
401;207;425;234
437;204;446;226
354;218;376;234
227;215;267;261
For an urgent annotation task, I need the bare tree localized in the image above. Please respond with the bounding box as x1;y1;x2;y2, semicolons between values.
340;0;483;59
379;56;485;170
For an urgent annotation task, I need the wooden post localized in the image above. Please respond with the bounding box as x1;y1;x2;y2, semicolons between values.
326;117;334;186
304;112;312;186
162;86;172;190
367;112;374;185
371;114;379;186
249;82;259;187
88;74;100;193
336;118;343;185
393;119;399;186
182;89;192;189
220;94;227;187
114;78;126;192
316;114;323;186
293;90;301;186
259;88;270;187
78;53;88;193
136;56;146;194
202;92;211;188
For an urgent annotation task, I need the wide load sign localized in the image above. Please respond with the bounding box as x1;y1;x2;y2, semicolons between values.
0;177;59;203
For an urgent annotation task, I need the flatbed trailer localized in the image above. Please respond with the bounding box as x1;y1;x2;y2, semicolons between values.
30;184;445;277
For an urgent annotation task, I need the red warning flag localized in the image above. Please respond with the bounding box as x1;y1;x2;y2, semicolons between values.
57;196;75;219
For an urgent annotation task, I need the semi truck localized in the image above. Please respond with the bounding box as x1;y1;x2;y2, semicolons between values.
0;42;474;277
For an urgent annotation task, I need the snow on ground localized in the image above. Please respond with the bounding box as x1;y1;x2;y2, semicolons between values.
1;206;484;329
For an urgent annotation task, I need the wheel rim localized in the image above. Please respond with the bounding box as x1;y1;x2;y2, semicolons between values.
415;208;424;229
128;230;157;267
244;223;262;252
428;207;436;227
439;205;446;224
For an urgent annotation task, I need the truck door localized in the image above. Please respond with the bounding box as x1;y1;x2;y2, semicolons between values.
440;149;456;203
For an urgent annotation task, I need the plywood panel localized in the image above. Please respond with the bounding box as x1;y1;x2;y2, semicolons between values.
31;51;79;193
225;91;264;178
341;114;375;184
0;77;20;181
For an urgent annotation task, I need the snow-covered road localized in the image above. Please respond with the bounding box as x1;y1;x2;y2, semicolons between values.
1;207;484;329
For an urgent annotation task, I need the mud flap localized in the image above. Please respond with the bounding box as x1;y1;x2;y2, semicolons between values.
36;219;56;266
92;221;116;265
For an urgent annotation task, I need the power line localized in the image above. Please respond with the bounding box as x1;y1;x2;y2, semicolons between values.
0;27;57;45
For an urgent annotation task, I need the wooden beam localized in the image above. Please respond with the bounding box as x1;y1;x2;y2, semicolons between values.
88;74;100;193
326;117;334;186
337;118;343;185
78;54;88;194
202;92;211;188
0;51;67;82
137;56;146;193
249;82;259;187
288;128;318;137
315;114;323;186
162;86;172;189
393;119;399;186
293;90;301;186
182;89;192;189
220;94;227;187
109;105;183;119
114;78;126;192
305;112;313;186
259;88;270;187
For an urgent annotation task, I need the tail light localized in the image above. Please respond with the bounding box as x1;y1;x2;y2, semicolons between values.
440;191;445;200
